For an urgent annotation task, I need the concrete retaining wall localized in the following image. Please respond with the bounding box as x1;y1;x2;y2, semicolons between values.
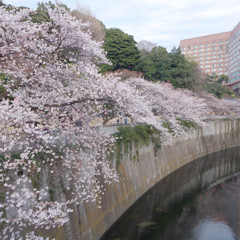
43;119;240;240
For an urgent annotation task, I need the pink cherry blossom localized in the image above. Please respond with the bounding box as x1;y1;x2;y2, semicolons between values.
0;3;239;239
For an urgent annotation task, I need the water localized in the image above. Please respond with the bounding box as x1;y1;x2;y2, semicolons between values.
101;147;240;240
142;175;239;240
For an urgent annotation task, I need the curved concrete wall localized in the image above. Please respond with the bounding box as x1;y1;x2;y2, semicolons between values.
101;145;240;239
45;119;240;240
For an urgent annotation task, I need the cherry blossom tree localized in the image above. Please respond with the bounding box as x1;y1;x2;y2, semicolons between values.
125;78;207;135
137;39;157;52
197;91;240;115
0;4;118;239
0;3;227;239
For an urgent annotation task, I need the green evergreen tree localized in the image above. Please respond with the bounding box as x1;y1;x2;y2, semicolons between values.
137;46;171;82
168;47;200;89
137;46;201;90
100;28;140;72
203;82;235;98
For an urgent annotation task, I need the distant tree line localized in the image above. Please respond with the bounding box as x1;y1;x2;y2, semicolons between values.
136;46;203;90
100;29;202;91
202;74;235;98
101;28;235;97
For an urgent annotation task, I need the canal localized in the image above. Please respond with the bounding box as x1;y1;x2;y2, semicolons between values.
101;147;240;240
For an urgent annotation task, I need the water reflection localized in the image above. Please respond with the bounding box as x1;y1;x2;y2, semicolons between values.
192;219;236;240
101;147;240;240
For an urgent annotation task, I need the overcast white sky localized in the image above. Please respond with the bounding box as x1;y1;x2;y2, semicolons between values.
4;0;240;51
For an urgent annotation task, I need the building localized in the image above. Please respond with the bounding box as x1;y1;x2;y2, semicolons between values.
179;21;240;94
180;32;231;76
227;22;240;94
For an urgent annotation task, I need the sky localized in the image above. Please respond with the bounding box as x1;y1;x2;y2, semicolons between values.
4;0;240;51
